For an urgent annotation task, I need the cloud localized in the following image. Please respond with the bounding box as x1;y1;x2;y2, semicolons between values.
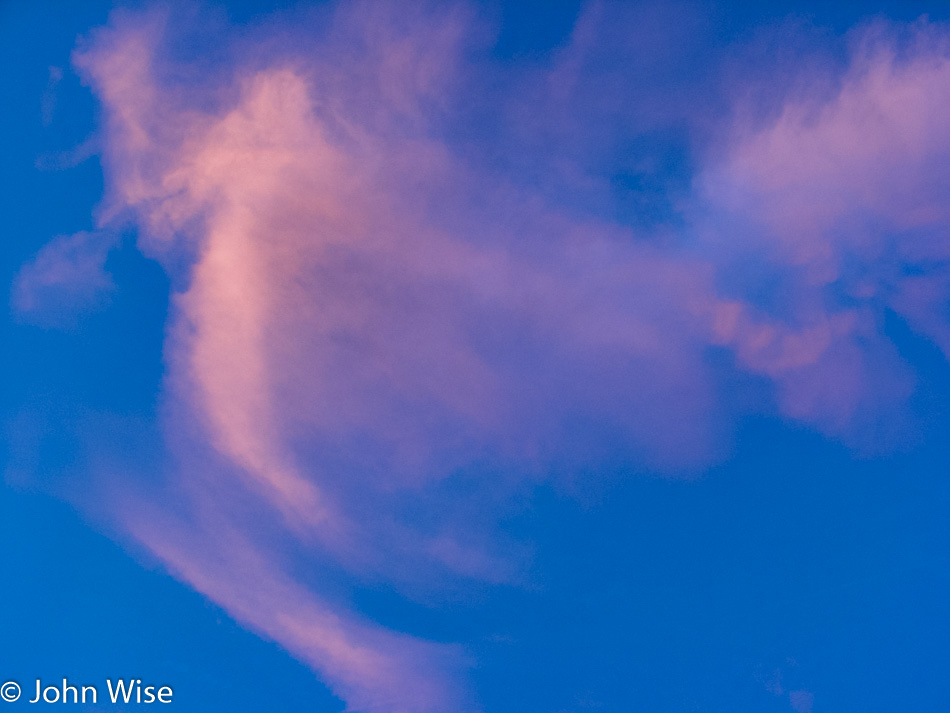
12;230;117;328
33;3;950;711
117;496;472;713
696;18;950;442
41;65;63;127
789;689;815;713
67;6;726;708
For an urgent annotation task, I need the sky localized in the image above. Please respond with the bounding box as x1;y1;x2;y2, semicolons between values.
2;1;950;712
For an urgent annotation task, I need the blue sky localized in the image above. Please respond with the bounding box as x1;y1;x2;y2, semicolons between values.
3;1;950;712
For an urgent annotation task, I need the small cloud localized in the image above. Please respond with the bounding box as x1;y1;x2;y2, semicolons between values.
789;689;815;713
764;668;783;696
41;65;63;126
35;134;99;171
12;231;118;329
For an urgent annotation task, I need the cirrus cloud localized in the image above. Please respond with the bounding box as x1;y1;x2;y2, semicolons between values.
31;3;950;711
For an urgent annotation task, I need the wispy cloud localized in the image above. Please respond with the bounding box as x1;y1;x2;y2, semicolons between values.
697;18;950;441
30;3;950;710
12;230;117;328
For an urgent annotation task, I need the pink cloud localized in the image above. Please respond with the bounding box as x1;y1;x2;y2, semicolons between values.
67;6;729;708
36;5;950;711
695;20;950;440
703;22;950;274
118;496;472;713
12;230;117;328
